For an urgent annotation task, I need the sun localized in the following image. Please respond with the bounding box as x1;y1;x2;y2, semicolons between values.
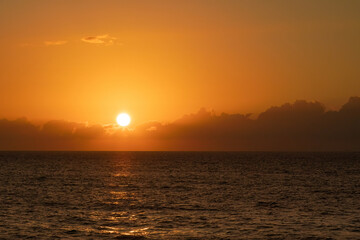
116;113;131;127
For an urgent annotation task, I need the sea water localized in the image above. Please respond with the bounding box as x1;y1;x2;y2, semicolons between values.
0;152;359;239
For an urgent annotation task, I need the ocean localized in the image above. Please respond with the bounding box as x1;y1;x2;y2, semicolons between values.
0;152;359;239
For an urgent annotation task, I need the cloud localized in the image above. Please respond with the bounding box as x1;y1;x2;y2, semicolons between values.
81;34;117;45
1;97;360;151
19;35;118;47
44;40;68;46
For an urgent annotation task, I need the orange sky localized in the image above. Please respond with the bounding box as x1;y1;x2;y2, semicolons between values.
1;0;360;127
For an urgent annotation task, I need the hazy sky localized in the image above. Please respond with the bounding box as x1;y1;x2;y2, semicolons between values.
1;0;360;126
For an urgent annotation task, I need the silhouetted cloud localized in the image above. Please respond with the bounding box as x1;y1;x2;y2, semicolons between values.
1;97;360;151
81;34;116;45
44;40;68;46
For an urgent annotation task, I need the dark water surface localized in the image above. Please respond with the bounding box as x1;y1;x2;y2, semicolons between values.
0;152;359;239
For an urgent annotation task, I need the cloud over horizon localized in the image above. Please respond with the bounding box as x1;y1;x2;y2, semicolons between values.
1;97;360;151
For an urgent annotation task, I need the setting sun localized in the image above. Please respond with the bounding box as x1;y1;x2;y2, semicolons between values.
116;113;131;127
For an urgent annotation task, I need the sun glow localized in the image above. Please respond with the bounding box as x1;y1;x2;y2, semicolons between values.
116;113;131;127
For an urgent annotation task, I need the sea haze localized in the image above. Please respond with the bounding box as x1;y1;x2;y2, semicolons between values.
0;152;359;239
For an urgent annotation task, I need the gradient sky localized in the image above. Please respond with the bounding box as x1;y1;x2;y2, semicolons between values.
1;0;360;127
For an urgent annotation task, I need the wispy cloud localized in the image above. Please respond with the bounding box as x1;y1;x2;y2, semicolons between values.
81;34;117;45
19;35;118;48
44;40;68;46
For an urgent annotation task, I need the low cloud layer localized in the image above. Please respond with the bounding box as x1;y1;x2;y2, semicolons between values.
1;97;360;151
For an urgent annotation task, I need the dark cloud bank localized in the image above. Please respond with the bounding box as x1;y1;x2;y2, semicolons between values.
1;97;360;151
